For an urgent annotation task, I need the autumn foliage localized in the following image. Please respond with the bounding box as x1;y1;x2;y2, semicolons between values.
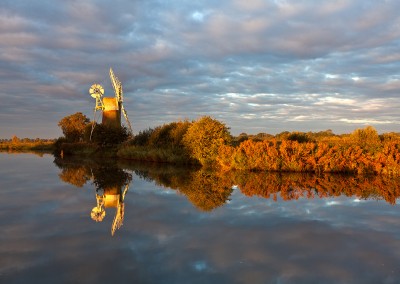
119;116;231;166
121;121;400;176
217;126;400;176
230;171;400;205
58;112;90;142
182;116;231;166
56;111;400;177
218;138;400;176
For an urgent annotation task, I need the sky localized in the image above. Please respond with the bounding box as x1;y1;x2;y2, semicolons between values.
1;0;400;139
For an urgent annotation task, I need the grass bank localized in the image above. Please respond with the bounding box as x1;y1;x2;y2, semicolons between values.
117;145;198;165
56;142;118;158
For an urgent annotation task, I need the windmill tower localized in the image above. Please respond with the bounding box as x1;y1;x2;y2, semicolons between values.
89;68;133;140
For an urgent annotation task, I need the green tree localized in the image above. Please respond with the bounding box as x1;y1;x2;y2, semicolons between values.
287;131;313;143
58;112;90;142
131;127;155;146
182;116;231;166
89;123;130;146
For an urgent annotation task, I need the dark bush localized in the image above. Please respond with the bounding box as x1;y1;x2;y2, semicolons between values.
131;128;155;146
287;132;313;143
89;124;130;146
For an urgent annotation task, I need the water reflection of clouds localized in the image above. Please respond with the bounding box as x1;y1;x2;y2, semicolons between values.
122;181;400;282
223;189;400;237
2;155;400;283
192;260;209;272
127;214;399;283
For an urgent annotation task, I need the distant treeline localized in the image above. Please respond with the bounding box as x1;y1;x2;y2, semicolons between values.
0;135;55;151
232;128;400;145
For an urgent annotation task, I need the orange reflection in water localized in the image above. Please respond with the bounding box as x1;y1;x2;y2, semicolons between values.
230;171;400;205
55;157;400;232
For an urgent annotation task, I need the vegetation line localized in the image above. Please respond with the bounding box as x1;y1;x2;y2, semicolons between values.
4;112;400;177
0;136;55;152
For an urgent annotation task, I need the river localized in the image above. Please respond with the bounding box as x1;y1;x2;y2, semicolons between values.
1;152;399;283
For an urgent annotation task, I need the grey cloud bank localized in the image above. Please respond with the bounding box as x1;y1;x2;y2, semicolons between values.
1;0;399;138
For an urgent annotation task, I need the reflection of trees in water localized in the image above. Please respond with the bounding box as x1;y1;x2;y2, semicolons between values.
58;165;91;187
91;166;132;191
122;161;233;211
174;170;233;211
54;157;132;190
54;158;400;210
55;158;232;211
54;158;92;187
230;171;400;205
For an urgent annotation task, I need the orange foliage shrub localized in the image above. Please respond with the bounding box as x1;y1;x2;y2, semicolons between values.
217;144;236;170
216;139;400;176
279;140;317;172
375;142;400;176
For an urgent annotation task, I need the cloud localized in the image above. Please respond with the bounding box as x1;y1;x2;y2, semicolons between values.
1;0;400;138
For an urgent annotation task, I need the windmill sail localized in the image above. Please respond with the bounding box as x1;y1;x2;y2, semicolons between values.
109;68;122;103
111;183;129;236
109;68;133;136
121;103;133;135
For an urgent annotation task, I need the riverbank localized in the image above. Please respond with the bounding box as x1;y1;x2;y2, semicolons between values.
53;139;400;177
0;141;55;152
14;119;400;177
55;142;198;165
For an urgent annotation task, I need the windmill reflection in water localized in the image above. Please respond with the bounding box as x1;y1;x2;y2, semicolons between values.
89;165;132;236
54;157;133;236
91;180;130;236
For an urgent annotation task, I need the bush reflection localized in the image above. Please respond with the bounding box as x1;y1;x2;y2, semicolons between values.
229;171;400;205
55;158;400;222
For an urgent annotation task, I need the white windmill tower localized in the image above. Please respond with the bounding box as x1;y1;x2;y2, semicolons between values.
88;68;133;140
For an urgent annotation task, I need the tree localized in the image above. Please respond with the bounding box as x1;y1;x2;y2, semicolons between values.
182;116;231;166
350;126;381;151
131;127;155;146
148;120;191;149
58;112;90;142
287;131;313;143
11;135;20;144
88;123;130;146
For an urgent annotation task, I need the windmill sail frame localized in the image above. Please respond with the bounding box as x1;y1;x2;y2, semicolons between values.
109;68;133;136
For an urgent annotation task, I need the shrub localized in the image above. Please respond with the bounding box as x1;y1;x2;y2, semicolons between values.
182;116;231;166
350;126;381;152
58;112;90;142
89;123;130;146
131;128;155;146
287;132;313;143
131;121;191;149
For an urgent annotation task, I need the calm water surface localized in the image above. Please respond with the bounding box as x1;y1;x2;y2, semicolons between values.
1;153;400;284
